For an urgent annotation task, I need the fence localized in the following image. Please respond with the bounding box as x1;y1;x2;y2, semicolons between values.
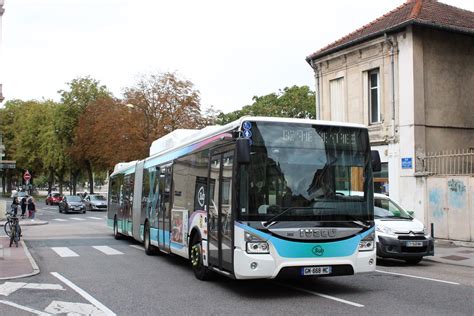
421;149;474;176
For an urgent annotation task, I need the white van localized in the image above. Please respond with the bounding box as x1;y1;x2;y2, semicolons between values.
374;193;434;264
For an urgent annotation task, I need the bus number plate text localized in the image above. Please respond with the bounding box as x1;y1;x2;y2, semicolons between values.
301;266;332;276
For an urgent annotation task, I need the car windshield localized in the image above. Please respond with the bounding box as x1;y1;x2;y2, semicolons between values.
238;122;373;222
18;192;27;198
374;198;411;219
68;196;82;202
91;195;106;201
53;194;61;198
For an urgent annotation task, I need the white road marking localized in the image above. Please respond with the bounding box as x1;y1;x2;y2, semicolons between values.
0;300;51;315
93;246;123;255
51;272;116;316
45;300;106;316
0;282;26;296
0;282;64;296
70;217;85;221
129;245;145;251
375;269;460;285
23;283;65;291
275;283;364;308
87;217;103;220
51;247;79;257
53;219;67;222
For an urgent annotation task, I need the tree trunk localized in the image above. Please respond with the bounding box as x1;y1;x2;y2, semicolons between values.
58;172;64;195
87;160;94;194
47;167;54;194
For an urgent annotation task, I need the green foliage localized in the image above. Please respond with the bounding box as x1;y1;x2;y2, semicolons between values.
216;85;315;125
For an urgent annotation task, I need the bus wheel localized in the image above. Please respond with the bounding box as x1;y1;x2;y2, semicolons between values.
144;222;157;255
190;236;212;281
113;217;121;240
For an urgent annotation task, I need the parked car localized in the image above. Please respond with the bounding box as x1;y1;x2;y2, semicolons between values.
83;194;107;211
45;193;63;205
374;193;434;264
59;195;86;214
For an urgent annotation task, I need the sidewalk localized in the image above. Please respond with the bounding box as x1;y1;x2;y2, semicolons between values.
424;239;474;267
0;218;46;280
0;238;39;280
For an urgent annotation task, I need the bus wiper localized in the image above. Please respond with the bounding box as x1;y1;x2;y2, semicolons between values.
344;215;370;228
262;206;333;228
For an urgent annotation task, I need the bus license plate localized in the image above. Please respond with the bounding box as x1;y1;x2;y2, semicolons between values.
406;241;423;247
302;266;332;276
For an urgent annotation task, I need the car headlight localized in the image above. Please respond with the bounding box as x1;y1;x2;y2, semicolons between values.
245;232;269;254
359;232;375;251
376;224;395;235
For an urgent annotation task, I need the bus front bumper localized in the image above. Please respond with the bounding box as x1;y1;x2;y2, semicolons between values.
233;248;375;280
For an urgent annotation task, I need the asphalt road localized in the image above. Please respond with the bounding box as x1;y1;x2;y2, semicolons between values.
2;200;473;315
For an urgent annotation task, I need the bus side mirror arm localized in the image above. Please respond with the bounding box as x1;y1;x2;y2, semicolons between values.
236;138;251;164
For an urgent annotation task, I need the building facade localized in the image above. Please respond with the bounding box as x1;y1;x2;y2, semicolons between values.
306;0;474;237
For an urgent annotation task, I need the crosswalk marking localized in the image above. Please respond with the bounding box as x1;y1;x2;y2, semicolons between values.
87;217;103;220
53;219;67;222
92;246;124;255
51;247;79;257
70;218;85;221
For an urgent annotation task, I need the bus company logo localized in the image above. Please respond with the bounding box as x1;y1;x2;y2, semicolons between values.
197;186;205;207
312;245;324;256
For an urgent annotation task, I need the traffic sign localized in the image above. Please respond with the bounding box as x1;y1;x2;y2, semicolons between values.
23;170;31;181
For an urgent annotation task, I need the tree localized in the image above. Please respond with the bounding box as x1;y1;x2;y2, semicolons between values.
72;97;148;175
58;76;111;194
123;72;204;146
216;85;315;125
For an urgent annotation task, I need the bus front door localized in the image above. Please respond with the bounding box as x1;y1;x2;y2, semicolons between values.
208;150;234;273
158;165;172;253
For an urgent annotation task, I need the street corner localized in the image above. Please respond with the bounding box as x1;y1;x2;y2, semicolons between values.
0;238;40;280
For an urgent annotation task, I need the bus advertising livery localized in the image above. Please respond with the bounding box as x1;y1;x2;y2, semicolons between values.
108;116;378;280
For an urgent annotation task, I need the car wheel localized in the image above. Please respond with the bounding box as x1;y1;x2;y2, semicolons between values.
190;235;213;281
405;257;423;265
82;210;86;214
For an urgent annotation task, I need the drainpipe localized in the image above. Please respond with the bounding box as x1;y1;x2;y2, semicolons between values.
384;33;397;142
309;59;321;119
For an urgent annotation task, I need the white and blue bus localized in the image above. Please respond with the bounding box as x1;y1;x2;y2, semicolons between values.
108;117;380;280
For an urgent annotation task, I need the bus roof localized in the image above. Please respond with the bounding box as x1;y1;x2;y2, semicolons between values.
110;116;368;177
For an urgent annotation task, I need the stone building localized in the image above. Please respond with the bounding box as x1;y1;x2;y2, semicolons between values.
306;0;474;239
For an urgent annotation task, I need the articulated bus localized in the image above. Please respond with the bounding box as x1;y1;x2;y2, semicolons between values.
107;116;380;280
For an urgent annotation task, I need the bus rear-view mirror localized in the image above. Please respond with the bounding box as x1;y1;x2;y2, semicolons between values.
236;138;250;164
371;150;381;172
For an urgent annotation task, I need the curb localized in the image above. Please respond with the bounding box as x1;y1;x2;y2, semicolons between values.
0;240;40;280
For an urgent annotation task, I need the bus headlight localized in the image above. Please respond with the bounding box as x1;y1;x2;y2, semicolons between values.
359;232;375;251
245;232;270;254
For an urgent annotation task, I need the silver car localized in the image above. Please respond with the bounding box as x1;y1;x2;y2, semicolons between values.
59;195;86;214
83;194;108;211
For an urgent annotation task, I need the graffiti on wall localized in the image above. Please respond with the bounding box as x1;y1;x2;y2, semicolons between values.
429;188;443;219
447;179;467;209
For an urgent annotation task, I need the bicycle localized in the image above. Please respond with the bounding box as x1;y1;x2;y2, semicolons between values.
4;208;21;247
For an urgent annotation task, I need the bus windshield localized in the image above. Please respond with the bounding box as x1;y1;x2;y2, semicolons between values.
238;121;373;222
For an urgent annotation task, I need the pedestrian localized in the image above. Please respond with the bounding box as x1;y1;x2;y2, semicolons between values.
27;196;36;219
20;195;27;218
11;195;19;216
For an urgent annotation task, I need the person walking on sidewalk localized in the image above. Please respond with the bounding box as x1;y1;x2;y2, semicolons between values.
27;196;37;219
11;195;19;216
20;195;27;218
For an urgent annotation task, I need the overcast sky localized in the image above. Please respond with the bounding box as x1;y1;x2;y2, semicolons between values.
1;0;473;113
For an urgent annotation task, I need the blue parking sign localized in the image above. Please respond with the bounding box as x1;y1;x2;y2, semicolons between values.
401;157;412;169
